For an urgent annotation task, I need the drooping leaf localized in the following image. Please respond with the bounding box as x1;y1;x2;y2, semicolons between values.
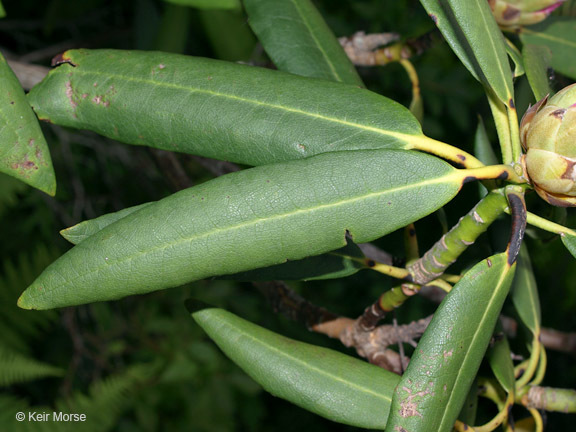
419;0;514;104
163;0;239;10
0;52;56;195
244;0;363;86
520;17;576;81
385;253;516;432
562;232;576;260
19;149;468;310
511;244;541;335
522;44;552;102
487;323;515;393
61;202;154;245
224;237;365;281
28;49;428;167
188;304;399;429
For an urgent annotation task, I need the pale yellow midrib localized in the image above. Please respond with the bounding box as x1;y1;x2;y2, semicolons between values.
214;313;396;404
439;257;511;430
47;170;462;292
63;68;418;143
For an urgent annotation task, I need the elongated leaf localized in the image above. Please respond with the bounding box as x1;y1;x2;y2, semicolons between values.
520;18;576;81
189;304;399;429
163;0;239;10
0;52;56;195
64;204;364;280
61;202;154;244
19;149;468;310
28;49;425;167
487;323;515;393
419;0;514;104
385;253;516;432
522;44;552;102
244;0;363;86
562;232;576;260
511;244;541;335
224;238;364;281
505;38;525;78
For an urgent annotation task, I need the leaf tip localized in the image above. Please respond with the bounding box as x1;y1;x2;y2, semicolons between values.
185;299;216;315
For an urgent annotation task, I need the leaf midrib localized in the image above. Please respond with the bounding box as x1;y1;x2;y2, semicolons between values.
61;68;418;143
438;259;511;430
33;170;462;297
211;311;396;403
289;0;342;82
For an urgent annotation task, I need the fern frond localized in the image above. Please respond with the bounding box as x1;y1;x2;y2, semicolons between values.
0;244;60;353
0;343;64;387
0;173;27;218
56;364;156;431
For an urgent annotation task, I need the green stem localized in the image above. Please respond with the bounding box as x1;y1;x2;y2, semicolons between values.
505;210;576;236
358;283;420;331
407;189;508;284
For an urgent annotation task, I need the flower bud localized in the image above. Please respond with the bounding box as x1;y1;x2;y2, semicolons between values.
488;0;565;29
520;84;576;207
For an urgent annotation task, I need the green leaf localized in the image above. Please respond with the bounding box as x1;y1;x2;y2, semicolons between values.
385;253;516;432
0;52;56;195
189;304;399;429
474;117;498;198
19;149;467;309
163;0;239;10
28;49;425;167
562;232;576;259
520;17;576;81
505;38;525;78
61;202;154;244
244;0;363;86
224;237;365;281
0;2;5;18
64;204;364;280
487;324;515;393
522;44;552;102
511;244;541;335
419;0;514;104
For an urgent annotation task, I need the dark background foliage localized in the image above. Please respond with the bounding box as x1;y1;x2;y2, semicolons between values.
0;0;575;430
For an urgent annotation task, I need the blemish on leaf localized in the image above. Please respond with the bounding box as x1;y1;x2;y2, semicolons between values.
509;98;515;109
28;138;35;147
93;95;103;105
82;93;88;99
457;154;466;161
430;13;438;24
65;81;78;109
487;258;492;267
159;63;166;69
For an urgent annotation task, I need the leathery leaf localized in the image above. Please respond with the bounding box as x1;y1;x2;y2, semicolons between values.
189;304;399;429
28;49;425;166
19;149;467;310
0;52;56;195
385;253;516;432
244;0;363;86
